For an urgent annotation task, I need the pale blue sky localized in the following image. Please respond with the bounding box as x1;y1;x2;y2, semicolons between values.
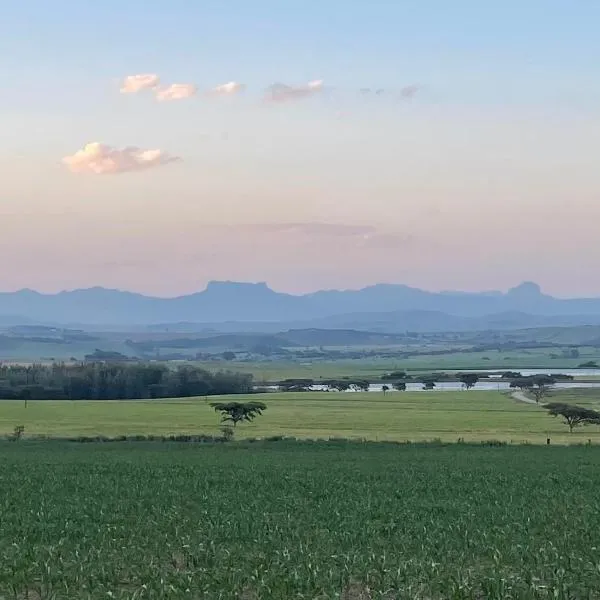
1;1;599;296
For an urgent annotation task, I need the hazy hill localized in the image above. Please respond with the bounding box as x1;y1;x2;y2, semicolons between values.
2;281;600;327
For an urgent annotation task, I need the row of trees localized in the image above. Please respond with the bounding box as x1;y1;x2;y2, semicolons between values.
0;363;253;400
278;379;372;392
277;374;480;392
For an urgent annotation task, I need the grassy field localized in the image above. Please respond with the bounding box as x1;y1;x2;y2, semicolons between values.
2;441;600;598
3;390;600;444
197;347;600;381
547;387;600;410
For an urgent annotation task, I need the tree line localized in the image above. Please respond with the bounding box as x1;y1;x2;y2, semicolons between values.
0;363;253;400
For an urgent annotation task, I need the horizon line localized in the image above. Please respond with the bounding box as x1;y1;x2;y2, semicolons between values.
0;280;579;300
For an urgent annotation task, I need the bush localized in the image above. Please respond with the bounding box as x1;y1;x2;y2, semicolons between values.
9;425;25;442
220;426;235;442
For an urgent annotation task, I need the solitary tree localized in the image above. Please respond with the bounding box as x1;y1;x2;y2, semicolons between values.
530;375;556;403
210;401;267;427
392;381;407;392
545;402;600;433
459;373;479;390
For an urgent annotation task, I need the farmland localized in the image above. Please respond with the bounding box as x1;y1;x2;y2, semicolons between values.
3;390;600;444
195;347;600;382
2;441;600;599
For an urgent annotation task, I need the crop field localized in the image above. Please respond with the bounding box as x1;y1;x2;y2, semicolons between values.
3;391;600;444
2;441;600;599
197;347;600;381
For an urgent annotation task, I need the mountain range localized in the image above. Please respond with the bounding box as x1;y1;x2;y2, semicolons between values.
2;281;600;331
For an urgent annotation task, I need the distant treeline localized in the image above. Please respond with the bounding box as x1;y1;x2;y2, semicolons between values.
0;363;253;400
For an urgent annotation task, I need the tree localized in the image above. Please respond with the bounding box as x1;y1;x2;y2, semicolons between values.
322;379;350;392
529;375;555;403
210;401;267;427
278;379;314;392
509;378;530;392
420;376;436;390
545;402;600;433
392;381;407;392
382;385;390;395
221;351;236;361
381;370;407;381
459;373;479;390
510;375;555;402
501;371;522;379
348;379;370;392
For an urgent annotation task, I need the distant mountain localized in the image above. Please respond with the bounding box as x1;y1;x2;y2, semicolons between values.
298;309;600;333
2;280;600;327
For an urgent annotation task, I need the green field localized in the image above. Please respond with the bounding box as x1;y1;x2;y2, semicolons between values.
197;347;600;381
2;441;600;599
4;390;600;444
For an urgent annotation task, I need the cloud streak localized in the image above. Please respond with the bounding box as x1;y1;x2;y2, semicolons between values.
208;81;246;95
62;143;180;175
358;84;420;99
242;222;411;249
264;80;324;103
155;83;197;101
120;74;160;94
250;222;375;237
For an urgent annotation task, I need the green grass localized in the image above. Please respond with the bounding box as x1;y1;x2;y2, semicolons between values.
2;441;600;598
197;347;600;381
546;388;600;411
4;390;600;444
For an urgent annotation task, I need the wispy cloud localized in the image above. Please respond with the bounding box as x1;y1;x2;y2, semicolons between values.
242;222;413;250
62;143;180;175
400;85;420;99
120;74;160;94
208;81;246;95
358;84;420;99
155;83;197;101
247;222;375;237
264;80;324;103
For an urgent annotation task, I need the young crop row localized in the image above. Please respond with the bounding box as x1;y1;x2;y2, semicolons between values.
1;442;599;599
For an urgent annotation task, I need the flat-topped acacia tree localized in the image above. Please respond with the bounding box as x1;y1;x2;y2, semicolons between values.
210;401;267;428
545;402;600;433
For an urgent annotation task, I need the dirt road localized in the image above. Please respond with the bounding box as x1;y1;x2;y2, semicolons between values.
511;390;538;405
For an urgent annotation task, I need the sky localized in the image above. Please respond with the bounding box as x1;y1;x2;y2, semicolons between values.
1;0;599;297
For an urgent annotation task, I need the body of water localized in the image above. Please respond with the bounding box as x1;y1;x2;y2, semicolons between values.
471;368;600;377
260;368;600;393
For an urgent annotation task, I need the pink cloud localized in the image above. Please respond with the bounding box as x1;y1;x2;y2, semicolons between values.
264;79;324;103
120;74;160;94
154;83;197;101
209;81;246;95
62;143;180;175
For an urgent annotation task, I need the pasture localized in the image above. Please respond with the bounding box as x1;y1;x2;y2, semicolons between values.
3;390;600;444
197;346;600;381
1;441;600;598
